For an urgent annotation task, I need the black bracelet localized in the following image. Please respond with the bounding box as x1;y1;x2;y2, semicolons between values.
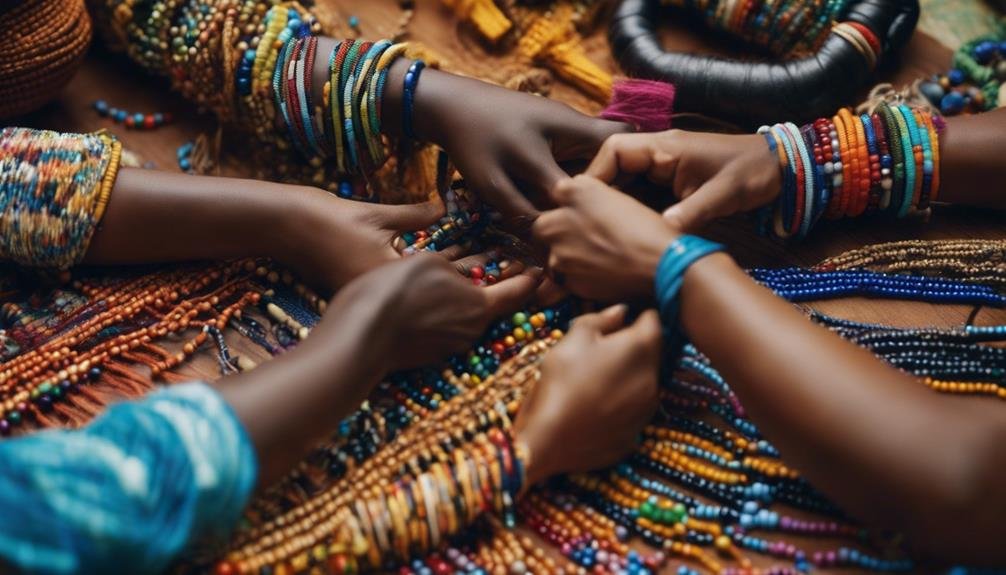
609;0;919;126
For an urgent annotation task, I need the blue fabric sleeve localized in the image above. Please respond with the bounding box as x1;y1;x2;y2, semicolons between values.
0;382;257;575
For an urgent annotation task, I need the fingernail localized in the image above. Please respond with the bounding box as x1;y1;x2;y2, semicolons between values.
608;303;629;316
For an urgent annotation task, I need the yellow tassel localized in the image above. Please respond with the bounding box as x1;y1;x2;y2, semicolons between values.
517;6;612;101
442;0;513;43
404;42;445;69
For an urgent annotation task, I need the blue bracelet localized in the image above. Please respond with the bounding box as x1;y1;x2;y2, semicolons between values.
784;122;815;238
402;59;426;139
654;235;724;356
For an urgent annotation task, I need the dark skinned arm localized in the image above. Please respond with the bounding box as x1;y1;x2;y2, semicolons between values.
936;107;1006;208
82;166;451;294
212;277;389;486
585;107;1006;230
308;37;626;225
533;175;1006;565
680;253;1006;565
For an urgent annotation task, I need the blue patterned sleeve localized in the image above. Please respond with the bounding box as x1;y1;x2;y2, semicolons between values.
0;382;258;575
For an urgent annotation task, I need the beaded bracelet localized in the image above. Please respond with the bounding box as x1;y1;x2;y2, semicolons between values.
402;59;426;140
654;235;725;356
94;0;419;181
758;103;942;240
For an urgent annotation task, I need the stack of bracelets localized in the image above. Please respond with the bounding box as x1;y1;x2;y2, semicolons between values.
659;0;851;57
272;35;409;173
90;0;430;180
758;103;942;240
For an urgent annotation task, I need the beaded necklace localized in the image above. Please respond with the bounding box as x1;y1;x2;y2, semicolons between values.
7;154;1006;575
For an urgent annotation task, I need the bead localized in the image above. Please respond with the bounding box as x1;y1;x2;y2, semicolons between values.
918;81;944;107
973;41;997;64
940;91;966;115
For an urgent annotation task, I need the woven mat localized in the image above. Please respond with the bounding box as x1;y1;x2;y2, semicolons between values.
919;0;1002;50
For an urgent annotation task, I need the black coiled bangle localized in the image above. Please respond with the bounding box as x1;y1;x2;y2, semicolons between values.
609;0;920;126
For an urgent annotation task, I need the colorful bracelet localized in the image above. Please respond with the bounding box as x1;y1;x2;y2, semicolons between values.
655;235;725;356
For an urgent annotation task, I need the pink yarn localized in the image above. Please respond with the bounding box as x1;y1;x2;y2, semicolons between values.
600;79;675;132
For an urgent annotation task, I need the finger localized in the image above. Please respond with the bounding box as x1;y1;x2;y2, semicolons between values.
454;253;492;277
648;150;679;186
530;209;565;243
474;169;539;227
661;173;736;233
552;115;631;161
613;309;663;351
481;268;543;318
377;199;446;231
533;273;567;306
497;258;525;280
567;304;628;340
585;133;659;184
515;142;569;199
548;175;606;207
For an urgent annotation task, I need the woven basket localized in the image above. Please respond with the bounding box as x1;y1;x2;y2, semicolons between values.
0;0;92;120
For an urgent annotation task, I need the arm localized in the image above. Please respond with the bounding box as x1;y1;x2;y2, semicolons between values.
679;253;1006;563
0;125;453;292
0;382;256;575
220;304;664;574
83;166;445;293
533;175;1006;564
937;107;1006;207
89;0;627;226
585;106;1006;231
0;255;538;574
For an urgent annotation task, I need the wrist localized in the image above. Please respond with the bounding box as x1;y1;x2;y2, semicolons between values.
513;392;558;486
268;185;330;261
307;288;393;377
513;425;554;487
381;57;447;143
633;228;679;298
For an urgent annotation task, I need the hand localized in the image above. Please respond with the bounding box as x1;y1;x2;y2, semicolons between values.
531;175;678;301
281;188;448;293
414;69;628;228
514;305;662;484
585;130;781;231
330;254;541;371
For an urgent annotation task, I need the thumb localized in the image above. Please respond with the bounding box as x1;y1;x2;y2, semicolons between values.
568;304;628;341
613;309;663;355
377;198;446;231
661;174;735;233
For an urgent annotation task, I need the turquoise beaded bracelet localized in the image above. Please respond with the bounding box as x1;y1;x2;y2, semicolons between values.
654;235;724;355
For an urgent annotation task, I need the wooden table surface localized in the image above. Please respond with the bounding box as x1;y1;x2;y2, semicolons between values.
13;1;1006;572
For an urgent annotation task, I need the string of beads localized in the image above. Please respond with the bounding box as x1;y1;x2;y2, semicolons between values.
658;0;851;57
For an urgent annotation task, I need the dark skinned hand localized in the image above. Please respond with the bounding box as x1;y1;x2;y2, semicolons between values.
585;130;781;232
333;254;542;371
409;68;629;229
282;187;452;294
515;304;662;485
532;175;679;302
